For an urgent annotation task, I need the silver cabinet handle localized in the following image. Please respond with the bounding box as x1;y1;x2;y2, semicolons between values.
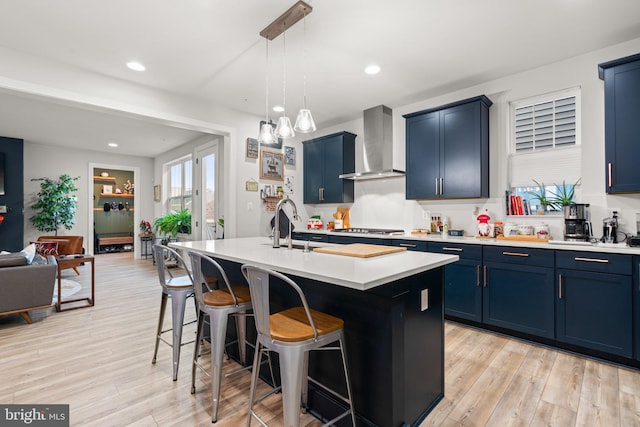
435;178;439;196
318;188;322;200
608;163;612;188
443;247;463;252
399;243;416;248
558;274;563;299
476;265;480;287
483;265;487;287
440;177;443;196
574;257;609;263
502;251;529;257
310;236;323;241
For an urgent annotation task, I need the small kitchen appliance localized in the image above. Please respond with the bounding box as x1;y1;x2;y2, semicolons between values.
563;203;591;241
602;211;619;243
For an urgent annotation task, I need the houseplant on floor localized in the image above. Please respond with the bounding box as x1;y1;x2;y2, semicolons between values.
30;174;79;235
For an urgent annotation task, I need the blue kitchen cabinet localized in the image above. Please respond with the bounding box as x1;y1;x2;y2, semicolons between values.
598;53;640;193
390;239;428;251
403;95;492;200
290;232;328;243
635;256;640;361
430;242;483;322
482;246;555;338
302;131;356;204
556;251;633;358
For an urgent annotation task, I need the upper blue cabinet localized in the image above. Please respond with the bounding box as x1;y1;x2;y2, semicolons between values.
302;131;356;204
403;96;492;200
599;53;640;194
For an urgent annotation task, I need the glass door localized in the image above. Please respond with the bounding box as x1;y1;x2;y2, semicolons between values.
194;143;221;240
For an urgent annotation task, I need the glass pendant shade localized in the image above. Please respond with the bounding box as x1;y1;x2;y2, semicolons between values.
258;122;276;144
294;108;316;133
275;116;295;139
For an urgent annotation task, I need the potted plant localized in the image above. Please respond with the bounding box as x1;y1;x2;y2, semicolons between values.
525;180;551;215
154;210;192;239
30;174;79;235
548;178;581;211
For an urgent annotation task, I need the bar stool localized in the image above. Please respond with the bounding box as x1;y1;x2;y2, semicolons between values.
188;251;253;423
241;264;356;427
151;244;199;381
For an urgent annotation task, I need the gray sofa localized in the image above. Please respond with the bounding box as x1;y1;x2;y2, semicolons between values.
0;253;57;323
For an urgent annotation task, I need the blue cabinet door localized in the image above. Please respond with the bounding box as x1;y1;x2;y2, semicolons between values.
327;235;384;245
443;259;482;322
302;132;355;204
405;112;439;199
483;262;555;338
557;269;632;358
601;56;640;193
404;95;491;200
635;256;640;361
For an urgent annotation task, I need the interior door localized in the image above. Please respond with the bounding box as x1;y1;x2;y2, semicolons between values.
195;143;221;240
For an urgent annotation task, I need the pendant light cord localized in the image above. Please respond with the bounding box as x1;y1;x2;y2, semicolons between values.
282;29;287;116
265;38;269;123
302;11;308;109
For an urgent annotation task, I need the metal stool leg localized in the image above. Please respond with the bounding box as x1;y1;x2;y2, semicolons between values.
209;310;229;423
301;351;309;413
339;332;357;427
192;310;206;394
170;289;189;381
152;292;168;364
235;312;248;365
247;341;263;427
279;346;305;427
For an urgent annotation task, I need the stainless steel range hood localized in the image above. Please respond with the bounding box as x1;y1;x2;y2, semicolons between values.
339;105;405;180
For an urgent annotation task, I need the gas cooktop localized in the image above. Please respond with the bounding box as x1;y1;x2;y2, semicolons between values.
331;228;405;235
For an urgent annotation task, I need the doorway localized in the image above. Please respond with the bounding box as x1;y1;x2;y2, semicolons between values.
88;163;140;258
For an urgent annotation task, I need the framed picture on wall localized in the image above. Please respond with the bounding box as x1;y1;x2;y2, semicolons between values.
284;146;296;166
246;138;259;159
258;121;283;149
260;150;284;181
102;185;112;194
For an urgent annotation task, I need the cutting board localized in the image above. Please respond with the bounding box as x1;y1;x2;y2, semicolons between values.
496;235;550;243
313;243;407;258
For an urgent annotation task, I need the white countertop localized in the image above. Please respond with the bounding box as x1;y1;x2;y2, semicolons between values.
298;229;640;255
170;237;459;291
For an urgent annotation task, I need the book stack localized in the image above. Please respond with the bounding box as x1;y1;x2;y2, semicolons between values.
505;191;532;216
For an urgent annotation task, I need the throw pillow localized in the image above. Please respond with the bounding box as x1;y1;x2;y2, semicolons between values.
32;253;48;264
20;243;37;264
30;240;59;257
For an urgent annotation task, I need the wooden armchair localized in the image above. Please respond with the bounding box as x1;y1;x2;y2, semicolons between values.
37;235;84;274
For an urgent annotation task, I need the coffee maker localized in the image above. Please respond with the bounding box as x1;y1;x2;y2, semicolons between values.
563;203;592;241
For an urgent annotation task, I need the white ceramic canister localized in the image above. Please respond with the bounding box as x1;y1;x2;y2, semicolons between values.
533;223;550;239
503;223;519;236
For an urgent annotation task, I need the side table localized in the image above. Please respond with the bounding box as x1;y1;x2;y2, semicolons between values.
139;233;154;259
56;255;95;312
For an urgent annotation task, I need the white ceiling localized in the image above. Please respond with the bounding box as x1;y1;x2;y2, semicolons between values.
1;0;640;156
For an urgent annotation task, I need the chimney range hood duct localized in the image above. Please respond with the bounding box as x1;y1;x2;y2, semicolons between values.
339;105;405;180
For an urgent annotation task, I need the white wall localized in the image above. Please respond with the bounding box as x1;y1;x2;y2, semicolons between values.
271;37;640;241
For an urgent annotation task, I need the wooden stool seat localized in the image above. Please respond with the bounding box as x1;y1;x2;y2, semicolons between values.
271;307;344;342
203;286;251;307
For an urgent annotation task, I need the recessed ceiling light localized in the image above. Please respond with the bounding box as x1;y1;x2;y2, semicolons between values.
126;61;146;71
365;64;381;75
108;143;119;148
273;105;284;113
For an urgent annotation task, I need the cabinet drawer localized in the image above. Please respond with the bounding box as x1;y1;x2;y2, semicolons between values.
291;232;328;243
429;242;482;261
483;246;553;267
556;251;632;275
327;235;384;245
391;239;428;251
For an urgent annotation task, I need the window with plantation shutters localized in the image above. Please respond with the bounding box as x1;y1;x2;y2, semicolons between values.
514;95;576;152
509;87;581;194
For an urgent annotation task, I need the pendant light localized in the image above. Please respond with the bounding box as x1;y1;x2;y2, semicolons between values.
258;38;276;145
294;9;316;133
274;29;295;139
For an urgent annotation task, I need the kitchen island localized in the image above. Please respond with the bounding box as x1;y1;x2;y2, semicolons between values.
171;237;459;427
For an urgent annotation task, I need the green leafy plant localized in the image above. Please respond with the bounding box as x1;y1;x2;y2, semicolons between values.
30;174;79;235
525;180;552;212
154;210;192;236
548;178;581;210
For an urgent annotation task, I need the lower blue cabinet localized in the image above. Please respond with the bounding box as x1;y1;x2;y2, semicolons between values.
430;243;482;322
482;246;555;339
556;251;633;358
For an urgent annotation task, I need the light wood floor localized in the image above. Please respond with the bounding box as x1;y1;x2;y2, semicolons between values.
1;252;639;426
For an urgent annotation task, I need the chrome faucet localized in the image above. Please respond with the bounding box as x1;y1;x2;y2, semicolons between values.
273;197;299;248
